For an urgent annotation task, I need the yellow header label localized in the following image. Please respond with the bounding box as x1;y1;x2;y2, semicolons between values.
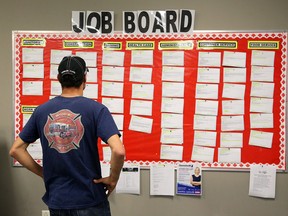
248;41;279;49
197;40;238;49
63;40;94;48
102;42;122;50
159;40;193;50
21;105;38;114
126;41;155;50
21;38;46;47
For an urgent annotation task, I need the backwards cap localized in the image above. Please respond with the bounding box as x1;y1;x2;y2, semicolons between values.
58;56;87;80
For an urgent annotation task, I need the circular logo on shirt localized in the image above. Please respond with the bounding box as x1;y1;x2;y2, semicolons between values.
44;109;84;153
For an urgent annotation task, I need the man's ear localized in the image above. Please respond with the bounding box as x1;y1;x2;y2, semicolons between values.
82;74;87;90
84;74;87;83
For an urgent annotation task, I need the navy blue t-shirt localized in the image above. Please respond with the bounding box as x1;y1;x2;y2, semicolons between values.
19;96;120;209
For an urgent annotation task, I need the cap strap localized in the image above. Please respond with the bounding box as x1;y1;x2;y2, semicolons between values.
61;70;76;76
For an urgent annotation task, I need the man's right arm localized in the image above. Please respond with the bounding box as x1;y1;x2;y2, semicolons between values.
93;134;125;196
107;134;125;182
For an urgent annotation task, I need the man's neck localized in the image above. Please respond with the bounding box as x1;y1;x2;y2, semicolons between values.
61;86;84;98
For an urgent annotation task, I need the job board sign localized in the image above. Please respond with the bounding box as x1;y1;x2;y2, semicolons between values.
72;10;195;34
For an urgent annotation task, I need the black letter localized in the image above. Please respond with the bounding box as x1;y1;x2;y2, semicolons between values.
152;11;164;33
180;10;192;32
166;10;178;33
73;12;85;33
138;11;149;33
101;12;113;34
124;12;136;33
86;12;101;33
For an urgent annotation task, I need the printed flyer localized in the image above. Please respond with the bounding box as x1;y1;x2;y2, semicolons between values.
176;164;202;195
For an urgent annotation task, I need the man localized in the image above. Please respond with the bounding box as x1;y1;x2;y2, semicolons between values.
10;56;125;216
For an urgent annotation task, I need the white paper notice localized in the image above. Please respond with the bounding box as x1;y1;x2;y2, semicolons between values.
102;82;124;97
50;81;62;96
27;139;42;159
160;145;183;161
222;100;244;115
198;52;221;67
22;48;44;63
132;84;154;100
116;163;140;194
251;66;274;82
218;148;241;163
194;130;217;147
129;115;153;133
162;51;184;66
102;97;124;114
162;82;185;98
195;99;219;116
223;67;246;83
161;98;184;114
249;130;273;148
150;164;175;196
83;83;98;99
76;51;97;67
131;50;153;65
195;84;219;99
102;146;111;161
220;132;243;148
249;164;276;198
50;50;72;64
86;67;98;83
161;128;183;144
250;82;274;98
251;50;275;67
23;113;32;127
112;114;124;131
130;100;152;116
250;113;273;129
100;162;110;178
193;115;217;131
221;115;244;131
23;64;44;78
191;146;214;162
102;66;124;82
102;51;125;66
222;83;246;99
50;64;59;79
222;51;246;68
161;113;183;129
197;68;220;83
162;66;185;82
130;67;152;83
250;97;273;113
22;81;43;95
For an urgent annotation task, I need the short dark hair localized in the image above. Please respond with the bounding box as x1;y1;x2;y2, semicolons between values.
58;74;84;88
58;56;88;88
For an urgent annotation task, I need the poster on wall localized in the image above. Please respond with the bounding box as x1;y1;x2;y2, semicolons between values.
12;31;287;170
176;164;202;195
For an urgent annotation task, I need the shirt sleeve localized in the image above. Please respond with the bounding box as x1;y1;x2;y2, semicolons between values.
96;106;121;143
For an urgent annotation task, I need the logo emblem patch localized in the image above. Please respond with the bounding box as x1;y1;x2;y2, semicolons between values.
44;109;84;153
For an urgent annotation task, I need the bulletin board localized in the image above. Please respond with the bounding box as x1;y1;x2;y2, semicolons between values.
13;31;287;170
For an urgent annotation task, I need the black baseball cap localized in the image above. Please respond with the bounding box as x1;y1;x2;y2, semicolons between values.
58;56;87;80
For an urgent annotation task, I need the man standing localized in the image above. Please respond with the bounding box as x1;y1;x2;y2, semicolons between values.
10;56;125;216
